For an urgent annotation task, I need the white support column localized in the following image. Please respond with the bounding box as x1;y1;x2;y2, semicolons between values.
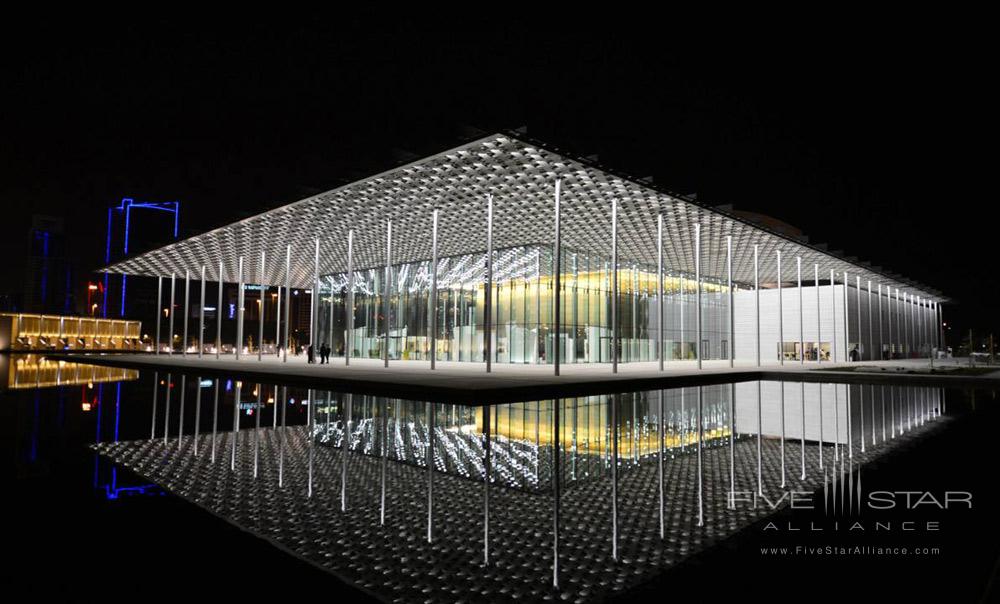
199;265;206;358
727;235;733;368
168;272;176;355
283;245;291;362
429;214;437;369
274;273;281;357
695;223;702;369
485;194;494;373
155;276;163;355
814;264;821;362
658;214;665;371
843;271;850;361
346;229;355;366
182;269;190;356
867;280;873;361
258;250;266;361
797;257;803;365
754;245;760;367
830;269;837;362
777;250;783;365
877;283;884;360
855;275;862;360
384;222;391;368
611;201;618;374
553;181;561;376
216;260;223;359
312;239;320;351
236;258;244;360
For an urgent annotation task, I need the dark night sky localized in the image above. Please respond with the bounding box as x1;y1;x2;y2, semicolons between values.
1;19;993;343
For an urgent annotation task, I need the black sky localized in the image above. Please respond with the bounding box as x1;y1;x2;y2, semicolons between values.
1;18;993;343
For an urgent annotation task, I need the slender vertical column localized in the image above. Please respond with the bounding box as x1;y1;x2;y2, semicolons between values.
867;280;873;361
258;250;266;361
312;239;320;351
426;401;434;542
552;397;561;588
695;223;702;369
777;251;783;365
155;276;163;354
327;276;334;354
797;257;803;364
856;276;862;359
553;182;561;376
429;213;437;369
236;258;244;359
283;245;291;362
168;272;176;355
150;371;158;439
902;291;909;356
182;269;190;355
727;235;734;368
830;270;837;362
384;221;392;368
815;264;821;362
611;201;618;374
231;381;240;470
483;405;491;565
346;230;355;365
658;215;665;371
843;272;850;362
198;265;206;358
754;245;761;367
485;194;494;373
274;277;281;357
887;285;894;358
610;393;619;560
215;261;223;359
878;284;884;359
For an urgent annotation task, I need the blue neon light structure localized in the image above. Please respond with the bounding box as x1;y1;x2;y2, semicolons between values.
103;198;180;318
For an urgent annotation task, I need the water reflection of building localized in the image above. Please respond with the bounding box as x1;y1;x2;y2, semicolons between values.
0;354;138;390
313;387;733;492
0;313;143;351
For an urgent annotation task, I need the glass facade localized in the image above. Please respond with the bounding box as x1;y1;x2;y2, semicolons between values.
315;244;733;365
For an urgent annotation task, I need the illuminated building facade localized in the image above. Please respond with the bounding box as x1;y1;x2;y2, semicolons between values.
0;312;142;352
102;133;944;366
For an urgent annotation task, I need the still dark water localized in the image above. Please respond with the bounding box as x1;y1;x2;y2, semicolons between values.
3;355;999;601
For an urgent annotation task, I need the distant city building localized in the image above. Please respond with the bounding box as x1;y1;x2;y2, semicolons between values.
23;215;76;315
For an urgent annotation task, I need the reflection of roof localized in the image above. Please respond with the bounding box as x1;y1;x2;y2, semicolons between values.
103;132;943;300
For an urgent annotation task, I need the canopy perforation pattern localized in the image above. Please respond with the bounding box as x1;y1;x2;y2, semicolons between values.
104;134;941;301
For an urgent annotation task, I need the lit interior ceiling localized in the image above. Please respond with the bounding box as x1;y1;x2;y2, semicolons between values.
103;133;943;301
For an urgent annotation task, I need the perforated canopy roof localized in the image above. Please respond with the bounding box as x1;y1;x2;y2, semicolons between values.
104;132;943;301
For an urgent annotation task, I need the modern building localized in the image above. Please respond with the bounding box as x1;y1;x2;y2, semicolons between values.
102;132;945;366
0;312;143;352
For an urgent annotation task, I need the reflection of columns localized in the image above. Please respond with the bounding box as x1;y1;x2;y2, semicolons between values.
777;251;783;365
168;272;176;355
658;389;666;531
696;385;704;526
216;261;223;359
611;201;618;374
259;250;266;361
756;381;762;495
610;394;619;560
199;265;206;358
429;213;437;370
797;257;803;364
727;236;734;368
155;276;163;355
695;223;702;369
150;371;158;439
380;398;388;525
342;393;351;511
485;194;494;373
426;402;434;542
658;215;665;371
307;388;314;497
231;380;240;470
182;269;190;356
163;374;172;445
384;222;392;368
800;381;806;479
780;382;786;487
236;258;244;359
552;398;561;588
483;405;491;565
754;246;760;367
728;383;735;509
277;384;286;485
817;382;824;470
553;182;561;376
211;379;219;463
252;383;261;476
177;375;187;451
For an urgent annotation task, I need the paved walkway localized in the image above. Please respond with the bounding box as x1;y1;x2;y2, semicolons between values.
48;352;995;403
